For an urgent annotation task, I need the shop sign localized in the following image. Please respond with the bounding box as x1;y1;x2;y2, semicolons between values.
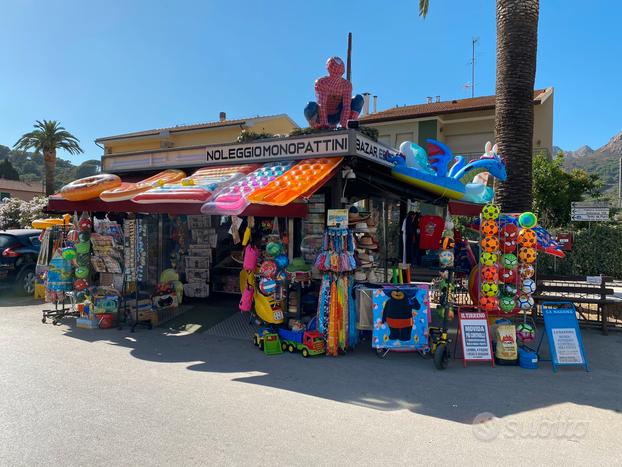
326;209;348;227
206;133;349;163
540;302;589;372
354;135;397;166
457;309;493;365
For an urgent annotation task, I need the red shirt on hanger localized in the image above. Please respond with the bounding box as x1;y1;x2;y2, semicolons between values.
418;215;444;250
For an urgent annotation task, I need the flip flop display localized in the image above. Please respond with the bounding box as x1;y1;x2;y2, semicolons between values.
132;165;258;204
201;162;295;215
246;157;342;206
99;169;186;202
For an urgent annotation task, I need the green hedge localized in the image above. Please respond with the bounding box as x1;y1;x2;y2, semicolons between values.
538;224;622;278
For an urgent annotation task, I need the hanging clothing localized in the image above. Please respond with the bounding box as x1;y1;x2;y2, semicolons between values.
418;215;444;250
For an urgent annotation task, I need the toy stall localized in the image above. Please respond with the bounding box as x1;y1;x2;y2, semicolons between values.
39;54;570;371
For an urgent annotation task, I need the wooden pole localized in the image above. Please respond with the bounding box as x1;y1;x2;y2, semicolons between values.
346;32;352;82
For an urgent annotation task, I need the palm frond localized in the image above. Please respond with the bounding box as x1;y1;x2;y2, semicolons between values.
13;119;83;155
419;0;429;17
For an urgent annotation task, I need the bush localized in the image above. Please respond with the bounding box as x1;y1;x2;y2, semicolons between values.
538;224;622;278
0;196;49;230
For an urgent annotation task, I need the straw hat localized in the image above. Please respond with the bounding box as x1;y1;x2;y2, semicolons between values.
348;206;370;225
358;235;378;250
354;270;367;281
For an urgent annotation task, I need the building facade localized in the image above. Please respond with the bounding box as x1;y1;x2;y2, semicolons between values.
0;179;44;201
360;88;554;159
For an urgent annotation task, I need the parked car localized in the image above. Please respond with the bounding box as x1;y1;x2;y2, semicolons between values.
0;229;41;295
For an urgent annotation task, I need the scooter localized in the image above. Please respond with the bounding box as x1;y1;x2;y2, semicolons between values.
429;268;454;369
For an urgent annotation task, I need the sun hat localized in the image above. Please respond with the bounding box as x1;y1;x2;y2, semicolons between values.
358;235;378;250
352;222;370;233
357;252;374;263
348;206;370;224
286;257;311;273
354;270;367;281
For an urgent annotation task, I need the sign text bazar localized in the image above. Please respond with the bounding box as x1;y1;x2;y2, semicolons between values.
206;134;348;163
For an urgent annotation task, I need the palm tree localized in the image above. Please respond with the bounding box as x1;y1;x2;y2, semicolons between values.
493;0;539;212
13;120;84;196
419;1;540;212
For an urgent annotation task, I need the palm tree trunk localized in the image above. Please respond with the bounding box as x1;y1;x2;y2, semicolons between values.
43;149;56;196
494;0;539;212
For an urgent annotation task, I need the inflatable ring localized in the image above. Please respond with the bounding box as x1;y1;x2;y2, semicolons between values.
99;169;186;202
60;174;122;201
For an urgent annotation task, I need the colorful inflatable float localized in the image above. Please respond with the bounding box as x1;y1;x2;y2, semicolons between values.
99;169;186;202
32;213;72;230
59;174;122;201
132;165;258;204
390;140;506;204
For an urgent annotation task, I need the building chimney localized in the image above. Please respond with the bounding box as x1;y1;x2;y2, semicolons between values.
373;95;378;113
426;96;433;104
435;95;441;103
361;93;371;116
219;111;226;122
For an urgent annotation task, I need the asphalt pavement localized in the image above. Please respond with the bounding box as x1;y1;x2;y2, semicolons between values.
1;296;621;466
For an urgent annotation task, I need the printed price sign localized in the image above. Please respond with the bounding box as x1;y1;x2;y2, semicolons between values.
540;302;589;372
327;209;348;227
457;308;493;367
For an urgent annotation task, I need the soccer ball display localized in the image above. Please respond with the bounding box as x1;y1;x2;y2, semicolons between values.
481;282;499;297
481;266;499;282
482;203;501;220
519;211;538;229
481;236;500;253
518;247;537;264
501;253;518;270
481;220;499;237
501;240;517;253
503;283;518;296
518;228;537;247
517;294;534;310
521;278;536;294
499;295;516;313
479;296;499;311
519;263;535;279
480;252;498;266
441;236;455;250
516;323;536;342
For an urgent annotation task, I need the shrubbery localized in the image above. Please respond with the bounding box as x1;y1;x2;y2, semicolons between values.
0;196;49;230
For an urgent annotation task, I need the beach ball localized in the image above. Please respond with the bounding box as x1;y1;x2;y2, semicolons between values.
503;283;518;296
76;242;90;254
499;267;516;284
75;266;90;279
481;266;499;282
266;242;282;257
481;236;499;253
479;296;498;311
274;254;289;270
481;203;501;220
73;278;88;291
259;278;276;295
518;228;537;247
518;212;538;229
481;282;499;297
480;252;497;267
517;294;534;310
441;236;455;250
259;260;277;278
499;295;516;313
62;247;77;261
518;247;537;264
501;253;518;270
516;323;536;342
439;250;454;267
78;217;92;231
480;220;498;237
521;278;536;295
519;263;535;279
78;231;91;243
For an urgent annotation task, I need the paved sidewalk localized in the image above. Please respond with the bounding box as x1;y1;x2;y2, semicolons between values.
1;298;621;466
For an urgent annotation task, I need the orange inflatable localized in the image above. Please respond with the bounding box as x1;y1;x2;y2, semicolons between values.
99;169;186;202
246;157;342;206
59;174;122;201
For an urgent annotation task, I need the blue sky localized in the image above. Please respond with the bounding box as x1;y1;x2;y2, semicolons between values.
1;0;620;163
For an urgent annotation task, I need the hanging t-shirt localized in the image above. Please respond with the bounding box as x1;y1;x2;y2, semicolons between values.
418;215;444;250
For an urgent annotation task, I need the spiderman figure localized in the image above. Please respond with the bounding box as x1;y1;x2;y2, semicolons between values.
304;57;364;129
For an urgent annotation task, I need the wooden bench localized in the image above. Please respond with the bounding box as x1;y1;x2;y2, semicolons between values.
533;275;621;335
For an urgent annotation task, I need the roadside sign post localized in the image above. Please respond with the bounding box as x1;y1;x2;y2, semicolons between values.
570;201;610;222
537;302;589;372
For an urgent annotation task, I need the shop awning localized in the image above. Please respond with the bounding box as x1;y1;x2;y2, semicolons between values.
46;195;308;218
448;200;485;216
